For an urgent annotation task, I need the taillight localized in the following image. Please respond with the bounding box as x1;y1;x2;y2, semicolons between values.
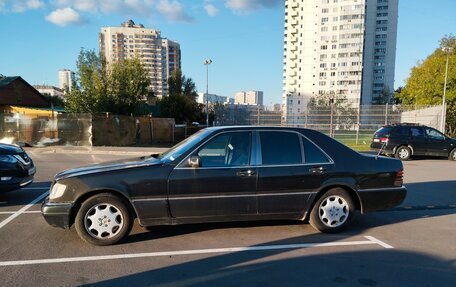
394;169;404;187
380;137;389;143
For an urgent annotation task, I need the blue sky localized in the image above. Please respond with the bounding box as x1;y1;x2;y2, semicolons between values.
0;0;455;106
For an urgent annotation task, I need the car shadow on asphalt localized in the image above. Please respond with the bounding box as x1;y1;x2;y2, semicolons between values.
80;229;456;287
0;181;51;207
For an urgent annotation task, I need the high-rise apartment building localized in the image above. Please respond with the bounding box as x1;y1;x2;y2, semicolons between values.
99;20;181;98
235;91;264;105
282;0;398;122
58;69;74;92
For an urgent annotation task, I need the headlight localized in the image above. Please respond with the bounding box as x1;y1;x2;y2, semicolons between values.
0;155;18;163
49;183;67;199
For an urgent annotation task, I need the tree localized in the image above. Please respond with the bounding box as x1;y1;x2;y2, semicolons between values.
65;49;107;113
158;69;203;123
395;35;456;135
65;48;150;115
108;57;150;114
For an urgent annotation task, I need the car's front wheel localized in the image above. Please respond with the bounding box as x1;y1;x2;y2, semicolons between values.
449;149;456;161
309;188;355;233
75;193;133;245
395;146;411;161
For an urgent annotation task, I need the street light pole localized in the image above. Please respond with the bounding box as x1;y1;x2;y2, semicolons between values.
204;59;212;127
441;47;452;133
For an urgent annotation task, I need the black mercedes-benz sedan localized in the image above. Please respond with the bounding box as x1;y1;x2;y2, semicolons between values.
42;126;406;245
0;143;35;192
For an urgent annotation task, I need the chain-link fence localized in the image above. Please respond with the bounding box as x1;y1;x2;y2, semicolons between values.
215;104;445;146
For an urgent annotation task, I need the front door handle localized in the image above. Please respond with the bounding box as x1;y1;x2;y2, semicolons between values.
237;170;256;177
309;167;326;174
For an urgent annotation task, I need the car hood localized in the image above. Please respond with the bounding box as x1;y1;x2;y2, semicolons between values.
55;156;162;181
0;143;23;155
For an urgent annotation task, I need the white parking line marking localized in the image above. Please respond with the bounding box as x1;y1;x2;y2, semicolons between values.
0;211;41;215
0;192;48;230
365;236;394;249
0;236;393;267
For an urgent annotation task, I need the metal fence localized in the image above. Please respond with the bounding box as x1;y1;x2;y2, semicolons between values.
0;113;202;147
0;104;444;147
215;104;445;145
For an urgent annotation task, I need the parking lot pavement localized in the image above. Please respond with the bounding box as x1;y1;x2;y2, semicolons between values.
0;153;455;286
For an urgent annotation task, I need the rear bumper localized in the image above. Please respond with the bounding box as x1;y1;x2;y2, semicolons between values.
370;142;395;155
41;197;73;229
357;186;407;213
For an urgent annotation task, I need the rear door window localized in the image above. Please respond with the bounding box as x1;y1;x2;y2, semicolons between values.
410;127;425;138
260;131;303;165
392;126;410;136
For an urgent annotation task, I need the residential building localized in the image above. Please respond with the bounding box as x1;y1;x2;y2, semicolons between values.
197;93;233;105
99;19;181;98
0;76;49;111
33;85;65;99
58;69;74;92
235;91;264;105
282;0;398;123
235;92;246;104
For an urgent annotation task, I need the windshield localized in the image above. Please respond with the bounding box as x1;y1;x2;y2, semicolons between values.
157;129;212;163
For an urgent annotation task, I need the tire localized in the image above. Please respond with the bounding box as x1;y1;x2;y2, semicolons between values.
395;146;411;161
309;188;355;233
75;193;133;246
449;149;456;161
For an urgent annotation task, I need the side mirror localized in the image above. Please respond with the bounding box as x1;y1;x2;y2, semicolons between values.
188;156;201;168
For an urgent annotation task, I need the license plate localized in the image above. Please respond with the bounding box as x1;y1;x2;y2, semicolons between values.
28;166;36;175
373;138;380;142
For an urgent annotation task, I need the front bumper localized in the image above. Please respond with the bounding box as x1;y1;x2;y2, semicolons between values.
357;186;407;213
0;174;34;192
41;197;73;229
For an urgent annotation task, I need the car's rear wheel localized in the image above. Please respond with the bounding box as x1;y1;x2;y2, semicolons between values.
75;193;133;246
449;149;456;161
395;146;411;161
309;188;354;233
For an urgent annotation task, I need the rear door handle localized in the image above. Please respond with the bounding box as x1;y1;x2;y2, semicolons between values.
309;167;326;174
237;170;256;177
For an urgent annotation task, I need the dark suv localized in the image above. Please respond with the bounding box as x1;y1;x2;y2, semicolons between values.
0;143;36;192
371;123;456;161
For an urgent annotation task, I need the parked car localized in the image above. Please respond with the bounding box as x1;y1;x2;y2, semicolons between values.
0;143;35;192
370;123;456;161
42;127;406;245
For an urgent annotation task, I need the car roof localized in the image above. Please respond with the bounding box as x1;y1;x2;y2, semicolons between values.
204;126;308;132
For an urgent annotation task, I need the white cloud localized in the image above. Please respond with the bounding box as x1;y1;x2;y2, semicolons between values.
45;7;84;26
157;0;194;23
11;0;44;12
73;0;97;12
226;0;282;12
204;2;219;17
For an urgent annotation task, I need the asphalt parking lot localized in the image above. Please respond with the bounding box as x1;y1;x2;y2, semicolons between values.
0;149;455;287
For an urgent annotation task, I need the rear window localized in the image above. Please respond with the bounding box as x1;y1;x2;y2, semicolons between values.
374;127;392;137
